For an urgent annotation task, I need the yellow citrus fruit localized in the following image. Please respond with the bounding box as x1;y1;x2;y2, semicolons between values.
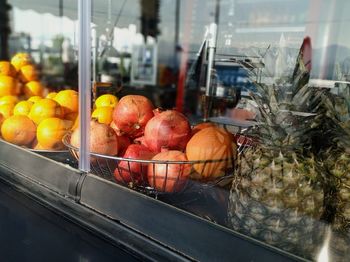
46;92;57;99
0;95;18;106
0;76;17;97
37;117;73;150
11;53;32;71
72;116;79;130
13;100;33;116
0;103;14;118
95;94;118;108
91;106;113;125
28;98;64;125
0;61;17;77
19;64;38;82
24;81;44;98
28;96;42;103
1;115;36;146
54;89;79;116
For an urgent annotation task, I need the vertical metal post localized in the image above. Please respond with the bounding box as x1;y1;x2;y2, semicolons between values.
174;0;180;69
78;0;91;172
205;23;217;96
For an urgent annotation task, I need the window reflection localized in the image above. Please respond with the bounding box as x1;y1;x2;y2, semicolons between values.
3;0;350;260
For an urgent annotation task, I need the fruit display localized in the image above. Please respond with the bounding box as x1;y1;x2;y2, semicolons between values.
61;93;238;194
0;53;78;151
1;54;238;195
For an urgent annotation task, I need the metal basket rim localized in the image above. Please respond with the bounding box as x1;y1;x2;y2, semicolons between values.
62;132;235;165
27;148;69;153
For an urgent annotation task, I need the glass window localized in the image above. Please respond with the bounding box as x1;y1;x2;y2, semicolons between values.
2;0;350;261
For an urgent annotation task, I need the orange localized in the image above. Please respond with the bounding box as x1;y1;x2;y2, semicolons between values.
19;64;38;82
0;103;14;118
91;106;113;124
28;98;64;125
0;61;17;77
37;117;73;150
33;143;45;150
11;53;32;71
65;112;78;122
46;92;57;99
14;82;23;96
0;76;17;97
28;96;42;103
0;95;18;106
24;81;44;98
1;115;36;146
95;94;118;108
54;89;78;116
0;113;4;128
13;100;33;116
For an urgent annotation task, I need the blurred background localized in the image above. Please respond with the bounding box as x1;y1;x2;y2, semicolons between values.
2;0;350;117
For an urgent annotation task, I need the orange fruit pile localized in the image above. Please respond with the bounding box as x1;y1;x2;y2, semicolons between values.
0;53;79;150
0;53;122;151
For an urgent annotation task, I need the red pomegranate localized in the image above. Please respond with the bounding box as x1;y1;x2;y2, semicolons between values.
70;119;118;156
114;144;154;185
117;135;131;156
144;110;191;153
112;95;154;138
147;150;191;193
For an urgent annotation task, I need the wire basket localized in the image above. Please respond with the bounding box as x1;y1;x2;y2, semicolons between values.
62;132;239;195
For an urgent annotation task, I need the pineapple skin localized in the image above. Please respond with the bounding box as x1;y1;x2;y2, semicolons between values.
319;93;350;261
325;151;350;261
229;148;326;259
331;152;350;230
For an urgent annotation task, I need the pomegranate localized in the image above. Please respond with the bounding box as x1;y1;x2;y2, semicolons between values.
144;110;191;153
148;150;191;193
117;135;131;156
114;144;154;185
70;120;118;156
112;95;154;138
110;121;118;133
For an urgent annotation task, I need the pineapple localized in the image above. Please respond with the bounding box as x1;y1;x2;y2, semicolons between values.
318;90;350;260
228;56;327;259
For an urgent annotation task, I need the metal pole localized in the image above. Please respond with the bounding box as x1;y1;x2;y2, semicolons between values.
174;0;180;69
205;23;217;96
78;0;91;172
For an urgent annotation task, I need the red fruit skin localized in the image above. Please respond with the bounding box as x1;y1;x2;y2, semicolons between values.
114;144;154;184
71;120;118;156
112;95;154;138
117;135;131;156
144;110;191;153
147;150;191;193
